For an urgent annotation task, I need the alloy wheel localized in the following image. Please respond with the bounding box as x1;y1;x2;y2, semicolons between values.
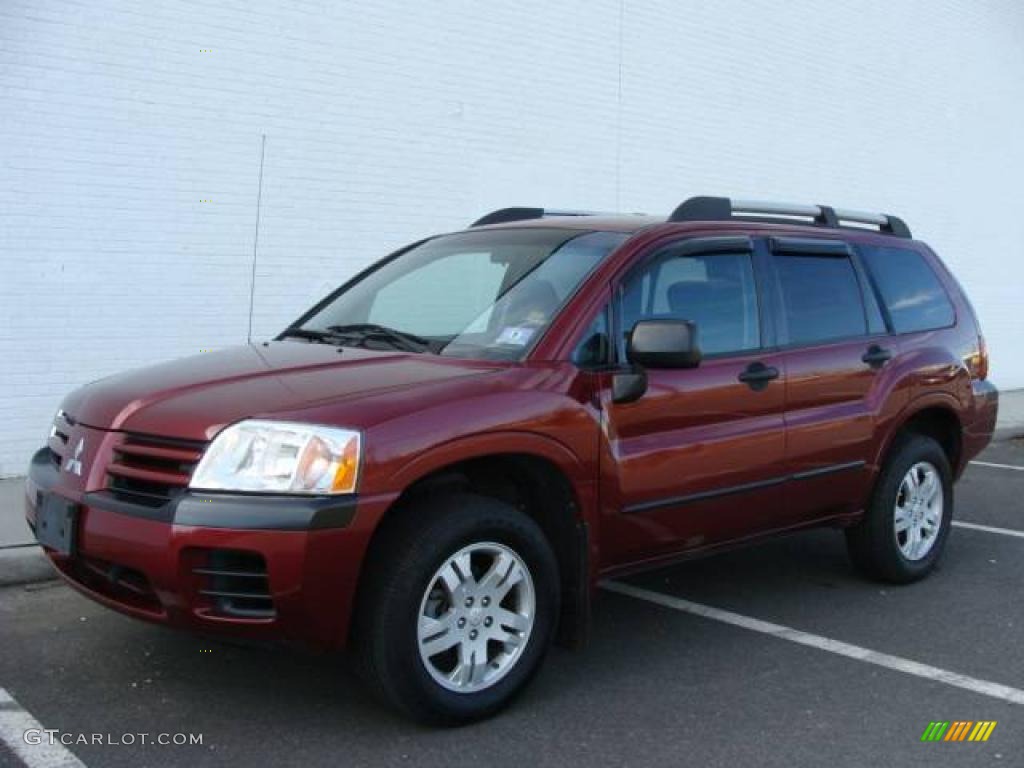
894;461;944;561
416;542;535;693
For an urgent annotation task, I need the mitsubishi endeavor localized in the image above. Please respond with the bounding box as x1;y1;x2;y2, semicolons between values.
26;196;998;724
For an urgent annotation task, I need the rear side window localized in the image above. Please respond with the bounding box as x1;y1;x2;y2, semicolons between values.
860;246;955;333
775;254;866;345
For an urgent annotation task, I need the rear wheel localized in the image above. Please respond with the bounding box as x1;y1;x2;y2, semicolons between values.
846;434;953;583
353;493;559;725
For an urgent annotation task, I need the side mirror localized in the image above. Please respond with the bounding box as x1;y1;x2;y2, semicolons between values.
627;320;702;369
611;370;648;405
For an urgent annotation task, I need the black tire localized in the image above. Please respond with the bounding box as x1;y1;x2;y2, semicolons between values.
352;493;559;725
846;434;953;584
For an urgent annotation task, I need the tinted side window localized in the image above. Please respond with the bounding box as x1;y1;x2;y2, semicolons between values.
618;250;760;357
860;246;955;333
775;254;866;345
573;305;610;366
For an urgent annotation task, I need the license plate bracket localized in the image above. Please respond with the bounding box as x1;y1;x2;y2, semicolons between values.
35;494;79;556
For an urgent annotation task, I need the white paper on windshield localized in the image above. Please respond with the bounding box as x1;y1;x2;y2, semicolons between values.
495;326;536;346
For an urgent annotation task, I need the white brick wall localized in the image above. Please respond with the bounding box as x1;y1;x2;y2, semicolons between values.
1;0;1022;476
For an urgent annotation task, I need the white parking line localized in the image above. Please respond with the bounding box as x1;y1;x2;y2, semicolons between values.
970;460;1024;472
602;581;1024;706
0;688;86;768
953;520;1024;539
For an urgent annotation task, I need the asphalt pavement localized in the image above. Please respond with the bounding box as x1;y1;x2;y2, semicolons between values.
1;440;1023;767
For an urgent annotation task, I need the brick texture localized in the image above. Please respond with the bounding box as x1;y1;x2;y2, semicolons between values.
1;0;1022;475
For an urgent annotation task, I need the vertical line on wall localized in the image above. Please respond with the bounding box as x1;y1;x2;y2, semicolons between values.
247;133;267;344
615;0;624;211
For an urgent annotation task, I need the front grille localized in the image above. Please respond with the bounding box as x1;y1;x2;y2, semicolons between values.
193;550;275;619
47;410;73;467
106;434;206;507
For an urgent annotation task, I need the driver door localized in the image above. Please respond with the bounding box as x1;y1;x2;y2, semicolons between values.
598;236;790;566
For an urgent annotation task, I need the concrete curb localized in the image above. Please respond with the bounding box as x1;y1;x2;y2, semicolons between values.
994;426;1024;443
0;546;58;587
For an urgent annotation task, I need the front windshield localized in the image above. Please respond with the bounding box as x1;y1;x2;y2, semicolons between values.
294;228;628;360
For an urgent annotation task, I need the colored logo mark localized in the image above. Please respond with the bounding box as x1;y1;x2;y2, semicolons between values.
921;721;997;742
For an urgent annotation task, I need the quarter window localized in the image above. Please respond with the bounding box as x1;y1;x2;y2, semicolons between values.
573;305;611;367
860;246;955;333
618;249;760;357
775;254;866;345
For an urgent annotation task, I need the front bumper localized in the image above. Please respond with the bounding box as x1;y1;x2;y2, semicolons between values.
26;448;391;651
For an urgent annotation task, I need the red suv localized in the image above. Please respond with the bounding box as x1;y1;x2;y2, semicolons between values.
26;196;997;723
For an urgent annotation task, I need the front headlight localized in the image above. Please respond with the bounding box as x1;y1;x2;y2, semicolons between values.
189;420;361;494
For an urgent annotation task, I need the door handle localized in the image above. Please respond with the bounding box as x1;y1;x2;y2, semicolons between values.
738;362;779;391
862;345;892;368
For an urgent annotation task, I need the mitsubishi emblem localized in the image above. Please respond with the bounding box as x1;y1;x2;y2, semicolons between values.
65;437;85;476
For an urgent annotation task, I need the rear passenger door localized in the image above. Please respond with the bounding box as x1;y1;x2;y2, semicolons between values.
769;237;892;521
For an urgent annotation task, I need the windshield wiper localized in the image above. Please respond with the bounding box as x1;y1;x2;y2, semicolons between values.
323;324;435;354
279;328;343;345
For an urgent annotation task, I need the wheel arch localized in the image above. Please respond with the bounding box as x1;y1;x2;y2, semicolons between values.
876;396;964;478
360;435;596;649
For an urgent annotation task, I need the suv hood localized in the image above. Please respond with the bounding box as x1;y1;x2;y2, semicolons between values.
62;342;498;441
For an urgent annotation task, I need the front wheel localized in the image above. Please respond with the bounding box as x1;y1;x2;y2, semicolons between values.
353;493;559;725
846;434;953;584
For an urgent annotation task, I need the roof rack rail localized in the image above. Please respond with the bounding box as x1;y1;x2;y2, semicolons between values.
471;207;619;227
667;196;911;238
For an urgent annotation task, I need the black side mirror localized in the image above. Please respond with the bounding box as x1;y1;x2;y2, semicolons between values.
627;320;702;369
611;370;648;405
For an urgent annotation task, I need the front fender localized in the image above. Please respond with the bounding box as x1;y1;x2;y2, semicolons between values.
389;429;592;499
